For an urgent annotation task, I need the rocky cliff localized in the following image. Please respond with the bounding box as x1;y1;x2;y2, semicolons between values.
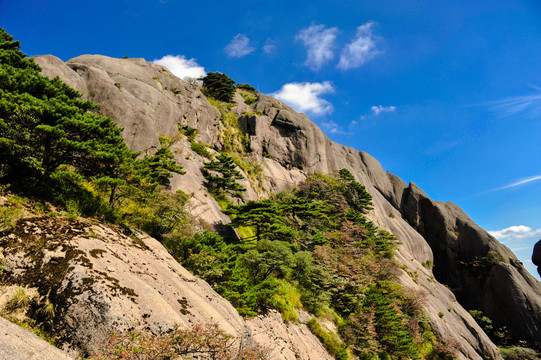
3;53;537;358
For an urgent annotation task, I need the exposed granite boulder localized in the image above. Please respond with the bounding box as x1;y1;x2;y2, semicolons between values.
0;216;246;355
33;55;88;97
0;317;74;360
533;240;541;276
0;215;331;359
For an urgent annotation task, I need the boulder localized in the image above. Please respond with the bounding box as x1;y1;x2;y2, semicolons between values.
397;182;541;346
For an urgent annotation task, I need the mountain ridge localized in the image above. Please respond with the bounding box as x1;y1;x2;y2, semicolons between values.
2;52;538;359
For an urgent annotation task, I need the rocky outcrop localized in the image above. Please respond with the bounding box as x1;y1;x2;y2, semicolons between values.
533;240;541;276
0;215;330;359
0;316;74;360
392;181;541;347
30;54;541;358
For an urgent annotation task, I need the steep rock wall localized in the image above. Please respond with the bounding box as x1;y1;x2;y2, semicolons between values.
391;182;541;346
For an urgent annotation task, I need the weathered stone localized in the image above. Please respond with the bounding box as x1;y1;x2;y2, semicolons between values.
0;216;330;358
0;316;74;360
397;182;541;347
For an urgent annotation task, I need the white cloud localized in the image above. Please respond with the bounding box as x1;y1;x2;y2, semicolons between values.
225;34;255;58
270;81;334;115
371;105;396;115
296;24;338;71
489;225;541;242
153;55;206;80
338;21;381;70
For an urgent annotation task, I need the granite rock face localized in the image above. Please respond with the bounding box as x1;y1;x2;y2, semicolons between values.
0;216;329;359
394;182;541;346
0;316;74;360
26;54;541;358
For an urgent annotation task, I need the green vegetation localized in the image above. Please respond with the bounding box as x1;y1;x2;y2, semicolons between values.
205;95;264;192
179;125;198;142
166;171;454;359
200;72;236;103
500;346;540;360
0;27;184;225
0;285;56;345
190;141;213;158
236;83;257;92
308;318;349;360
468;309;539;356
203;153;246;198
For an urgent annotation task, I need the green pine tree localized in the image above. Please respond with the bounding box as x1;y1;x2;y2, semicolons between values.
0;28;185;210
203;153;246;197
200;72;236;103
225;199;283;241
0;28;129;191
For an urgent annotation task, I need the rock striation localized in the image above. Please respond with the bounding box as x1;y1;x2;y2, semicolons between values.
24;53;541;358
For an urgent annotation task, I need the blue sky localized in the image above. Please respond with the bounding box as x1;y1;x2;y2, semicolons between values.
1;0;540;278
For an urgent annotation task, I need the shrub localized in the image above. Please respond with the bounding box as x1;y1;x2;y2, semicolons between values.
500;346;540;360
308;318;349;360
191;142;212;158
93;323;269;360
4;286;30;313
180;126;198;142
0;205;21;230
236;83;257;92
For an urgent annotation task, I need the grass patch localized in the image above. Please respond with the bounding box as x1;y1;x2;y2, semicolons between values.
268;280;302;323
307;318;349;360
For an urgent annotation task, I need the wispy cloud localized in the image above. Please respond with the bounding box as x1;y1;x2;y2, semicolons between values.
296;24;338;71
263;38;276;54
489;225;541;243
153;55;206;80
225;34;255;58
371;105;396;115
270;81;334;116
483;175;541;194
338;21;381;70
320;119;353;135
359;105;396;120
488;85;541;117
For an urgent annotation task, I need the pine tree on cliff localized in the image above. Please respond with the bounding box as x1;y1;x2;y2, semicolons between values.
0;28;127;190
0;28;184;204
200;72;236;102
203;153;246;197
